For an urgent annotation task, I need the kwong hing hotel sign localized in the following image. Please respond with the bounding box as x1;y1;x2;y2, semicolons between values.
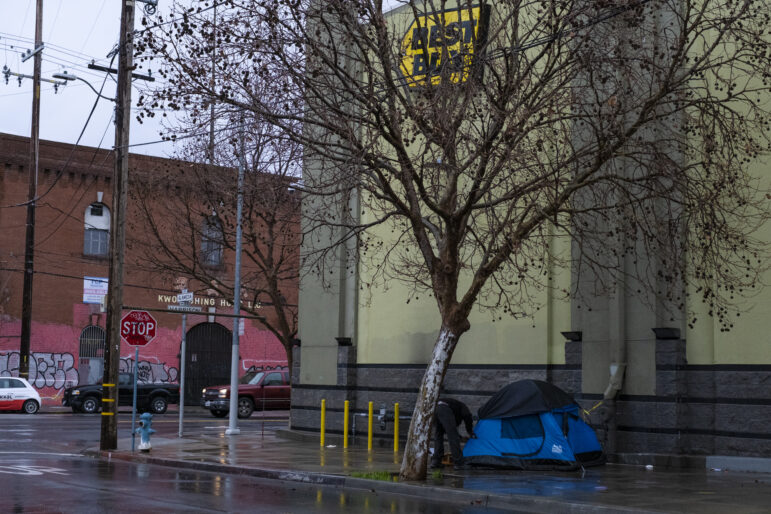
400;4;491;88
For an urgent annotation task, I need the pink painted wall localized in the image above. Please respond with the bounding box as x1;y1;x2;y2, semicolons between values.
0;311;287;407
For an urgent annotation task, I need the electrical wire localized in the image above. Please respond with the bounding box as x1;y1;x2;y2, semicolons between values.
0;53;116;210
78;1;107;57
34;115;115;249
46;0;64;44
0;267;179;295
0;31;109;64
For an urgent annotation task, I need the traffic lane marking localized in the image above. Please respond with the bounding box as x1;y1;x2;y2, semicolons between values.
0;465;69;475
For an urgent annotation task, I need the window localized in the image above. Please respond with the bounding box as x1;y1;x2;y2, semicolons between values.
264;372;284;386
84;203;110;257
84;229;109;256
79;326;106;358
0;378;23;389
201;216;223;266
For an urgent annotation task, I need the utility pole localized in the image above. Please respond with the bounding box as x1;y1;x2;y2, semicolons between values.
101;0;136;451
19;0;43;381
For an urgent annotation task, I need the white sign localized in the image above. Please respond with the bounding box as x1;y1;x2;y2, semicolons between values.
177;291;194;303
239;318;245;336
167;305;203;313
83;276;108;304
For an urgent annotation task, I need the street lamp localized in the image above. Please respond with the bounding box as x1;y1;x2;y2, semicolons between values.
52;71;114;101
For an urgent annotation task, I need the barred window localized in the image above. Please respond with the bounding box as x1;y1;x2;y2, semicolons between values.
201;217;223;266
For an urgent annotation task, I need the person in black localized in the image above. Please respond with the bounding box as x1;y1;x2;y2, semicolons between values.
431;397;475;469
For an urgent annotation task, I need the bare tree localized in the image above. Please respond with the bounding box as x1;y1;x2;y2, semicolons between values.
138;0;770;480
128;117;301;370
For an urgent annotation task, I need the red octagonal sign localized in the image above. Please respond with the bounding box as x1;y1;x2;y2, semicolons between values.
120;310;157;346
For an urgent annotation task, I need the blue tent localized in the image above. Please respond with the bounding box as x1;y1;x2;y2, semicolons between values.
463;380;604;470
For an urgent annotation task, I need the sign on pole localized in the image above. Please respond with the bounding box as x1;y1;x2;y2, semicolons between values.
120;310;157;347
177;291;194;303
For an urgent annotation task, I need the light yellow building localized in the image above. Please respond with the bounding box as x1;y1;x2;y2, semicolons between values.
291;1;771;465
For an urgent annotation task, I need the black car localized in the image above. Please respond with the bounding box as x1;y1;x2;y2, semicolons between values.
62;372;179;414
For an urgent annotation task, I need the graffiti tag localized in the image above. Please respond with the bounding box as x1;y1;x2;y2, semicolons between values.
119;357;179;384
0;351;79;390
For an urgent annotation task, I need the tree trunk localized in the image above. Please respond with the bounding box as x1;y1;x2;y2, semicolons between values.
399;325;459;481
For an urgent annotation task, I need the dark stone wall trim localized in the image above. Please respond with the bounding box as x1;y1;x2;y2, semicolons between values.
676;364;771;371
580;393;770;406
617;394;771;405
618;425;771;440
296;387;770;407
338;363;579;370
293;383;501;397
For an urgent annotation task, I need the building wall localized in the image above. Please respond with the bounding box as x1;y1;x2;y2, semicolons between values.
0;133;290;406
291;1;771;459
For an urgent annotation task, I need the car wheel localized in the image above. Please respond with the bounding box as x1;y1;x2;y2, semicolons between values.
81;396;99;414
237;397;254;419
22;400;39;414
210;409;228;418
150;396;168;414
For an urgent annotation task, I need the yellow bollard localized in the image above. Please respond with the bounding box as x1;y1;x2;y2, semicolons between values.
367;401;373;451
393;402;399;453
343;400;350;449
320;398;326;447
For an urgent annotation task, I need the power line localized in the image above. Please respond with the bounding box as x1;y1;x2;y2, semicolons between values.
0;267;180;295
34;115;115;249
1;54;116;210
46;0;63;43
78;1;108;57
0;31;108;63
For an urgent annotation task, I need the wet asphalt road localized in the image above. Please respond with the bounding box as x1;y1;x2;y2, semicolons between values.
0;411;511;513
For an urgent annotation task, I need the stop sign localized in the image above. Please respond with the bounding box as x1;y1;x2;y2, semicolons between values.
120;310;157;346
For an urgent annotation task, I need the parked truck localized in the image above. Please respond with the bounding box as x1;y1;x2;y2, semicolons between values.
62;372;179;414
201;369;290;418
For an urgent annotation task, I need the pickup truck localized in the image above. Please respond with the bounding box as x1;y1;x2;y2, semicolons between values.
62;372;180;414
201;369;290;418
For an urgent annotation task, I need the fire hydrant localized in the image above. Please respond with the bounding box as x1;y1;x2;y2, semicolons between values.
136;412;155;452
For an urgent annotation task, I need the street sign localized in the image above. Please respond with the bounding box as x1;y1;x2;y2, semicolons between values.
120;310;157;346
177;291;194;303
167;305;203;313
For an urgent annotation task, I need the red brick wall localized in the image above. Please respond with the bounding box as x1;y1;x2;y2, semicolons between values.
0;133;293;406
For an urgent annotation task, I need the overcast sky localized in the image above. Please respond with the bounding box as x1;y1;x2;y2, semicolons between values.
0;1;178;157
0;1;403;159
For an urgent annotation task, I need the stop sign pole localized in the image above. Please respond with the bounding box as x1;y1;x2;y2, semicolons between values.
120;310;157;452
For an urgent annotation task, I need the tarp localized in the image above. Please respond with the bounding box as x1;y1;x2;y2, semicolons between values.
478;379;576;419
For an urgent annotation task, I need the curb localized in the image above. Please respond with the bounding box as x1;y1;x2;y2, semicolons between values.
94;450;659;514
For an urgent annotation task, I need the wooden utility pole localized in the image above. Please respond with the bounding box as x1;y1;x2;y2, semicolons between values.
19;0;44;381
101;0;136;451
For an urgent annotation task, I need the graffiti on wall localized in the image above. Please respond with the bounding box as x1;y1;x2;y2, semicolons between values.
0;351;80;390
120;357;179;384
244;364;288;375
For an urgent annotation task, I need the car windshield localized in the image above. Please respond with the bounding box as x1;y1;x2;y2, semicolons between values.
240;371;264;385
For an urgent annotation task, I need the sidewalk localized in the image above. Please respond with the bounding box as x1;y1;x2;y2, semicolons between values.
89;420;771;513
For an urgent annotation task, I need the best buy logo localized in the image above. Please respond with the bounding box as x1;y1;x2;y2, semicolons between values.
400;5;490;88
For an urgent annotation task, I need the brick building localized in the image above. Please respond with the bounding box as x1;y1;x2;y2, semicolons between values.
0;133;294;406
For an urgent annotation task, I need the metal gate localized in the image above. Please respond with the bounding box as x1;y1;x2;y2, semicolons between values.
185;322;232;406
78;325;105;385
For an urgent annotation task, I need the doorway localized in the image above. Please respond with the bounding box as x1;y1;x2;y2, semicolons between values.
184;322;232;406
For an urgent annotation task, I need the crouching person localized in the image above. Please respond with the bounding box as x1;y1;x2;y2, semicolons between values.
431;397;475;470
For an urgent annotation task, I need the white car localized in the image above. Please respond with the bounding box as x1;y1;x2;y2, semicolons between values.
0;377;41;414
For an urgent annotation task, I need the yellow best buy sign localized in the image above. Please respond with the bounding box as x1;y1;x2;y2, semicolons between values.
400;5;490;88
